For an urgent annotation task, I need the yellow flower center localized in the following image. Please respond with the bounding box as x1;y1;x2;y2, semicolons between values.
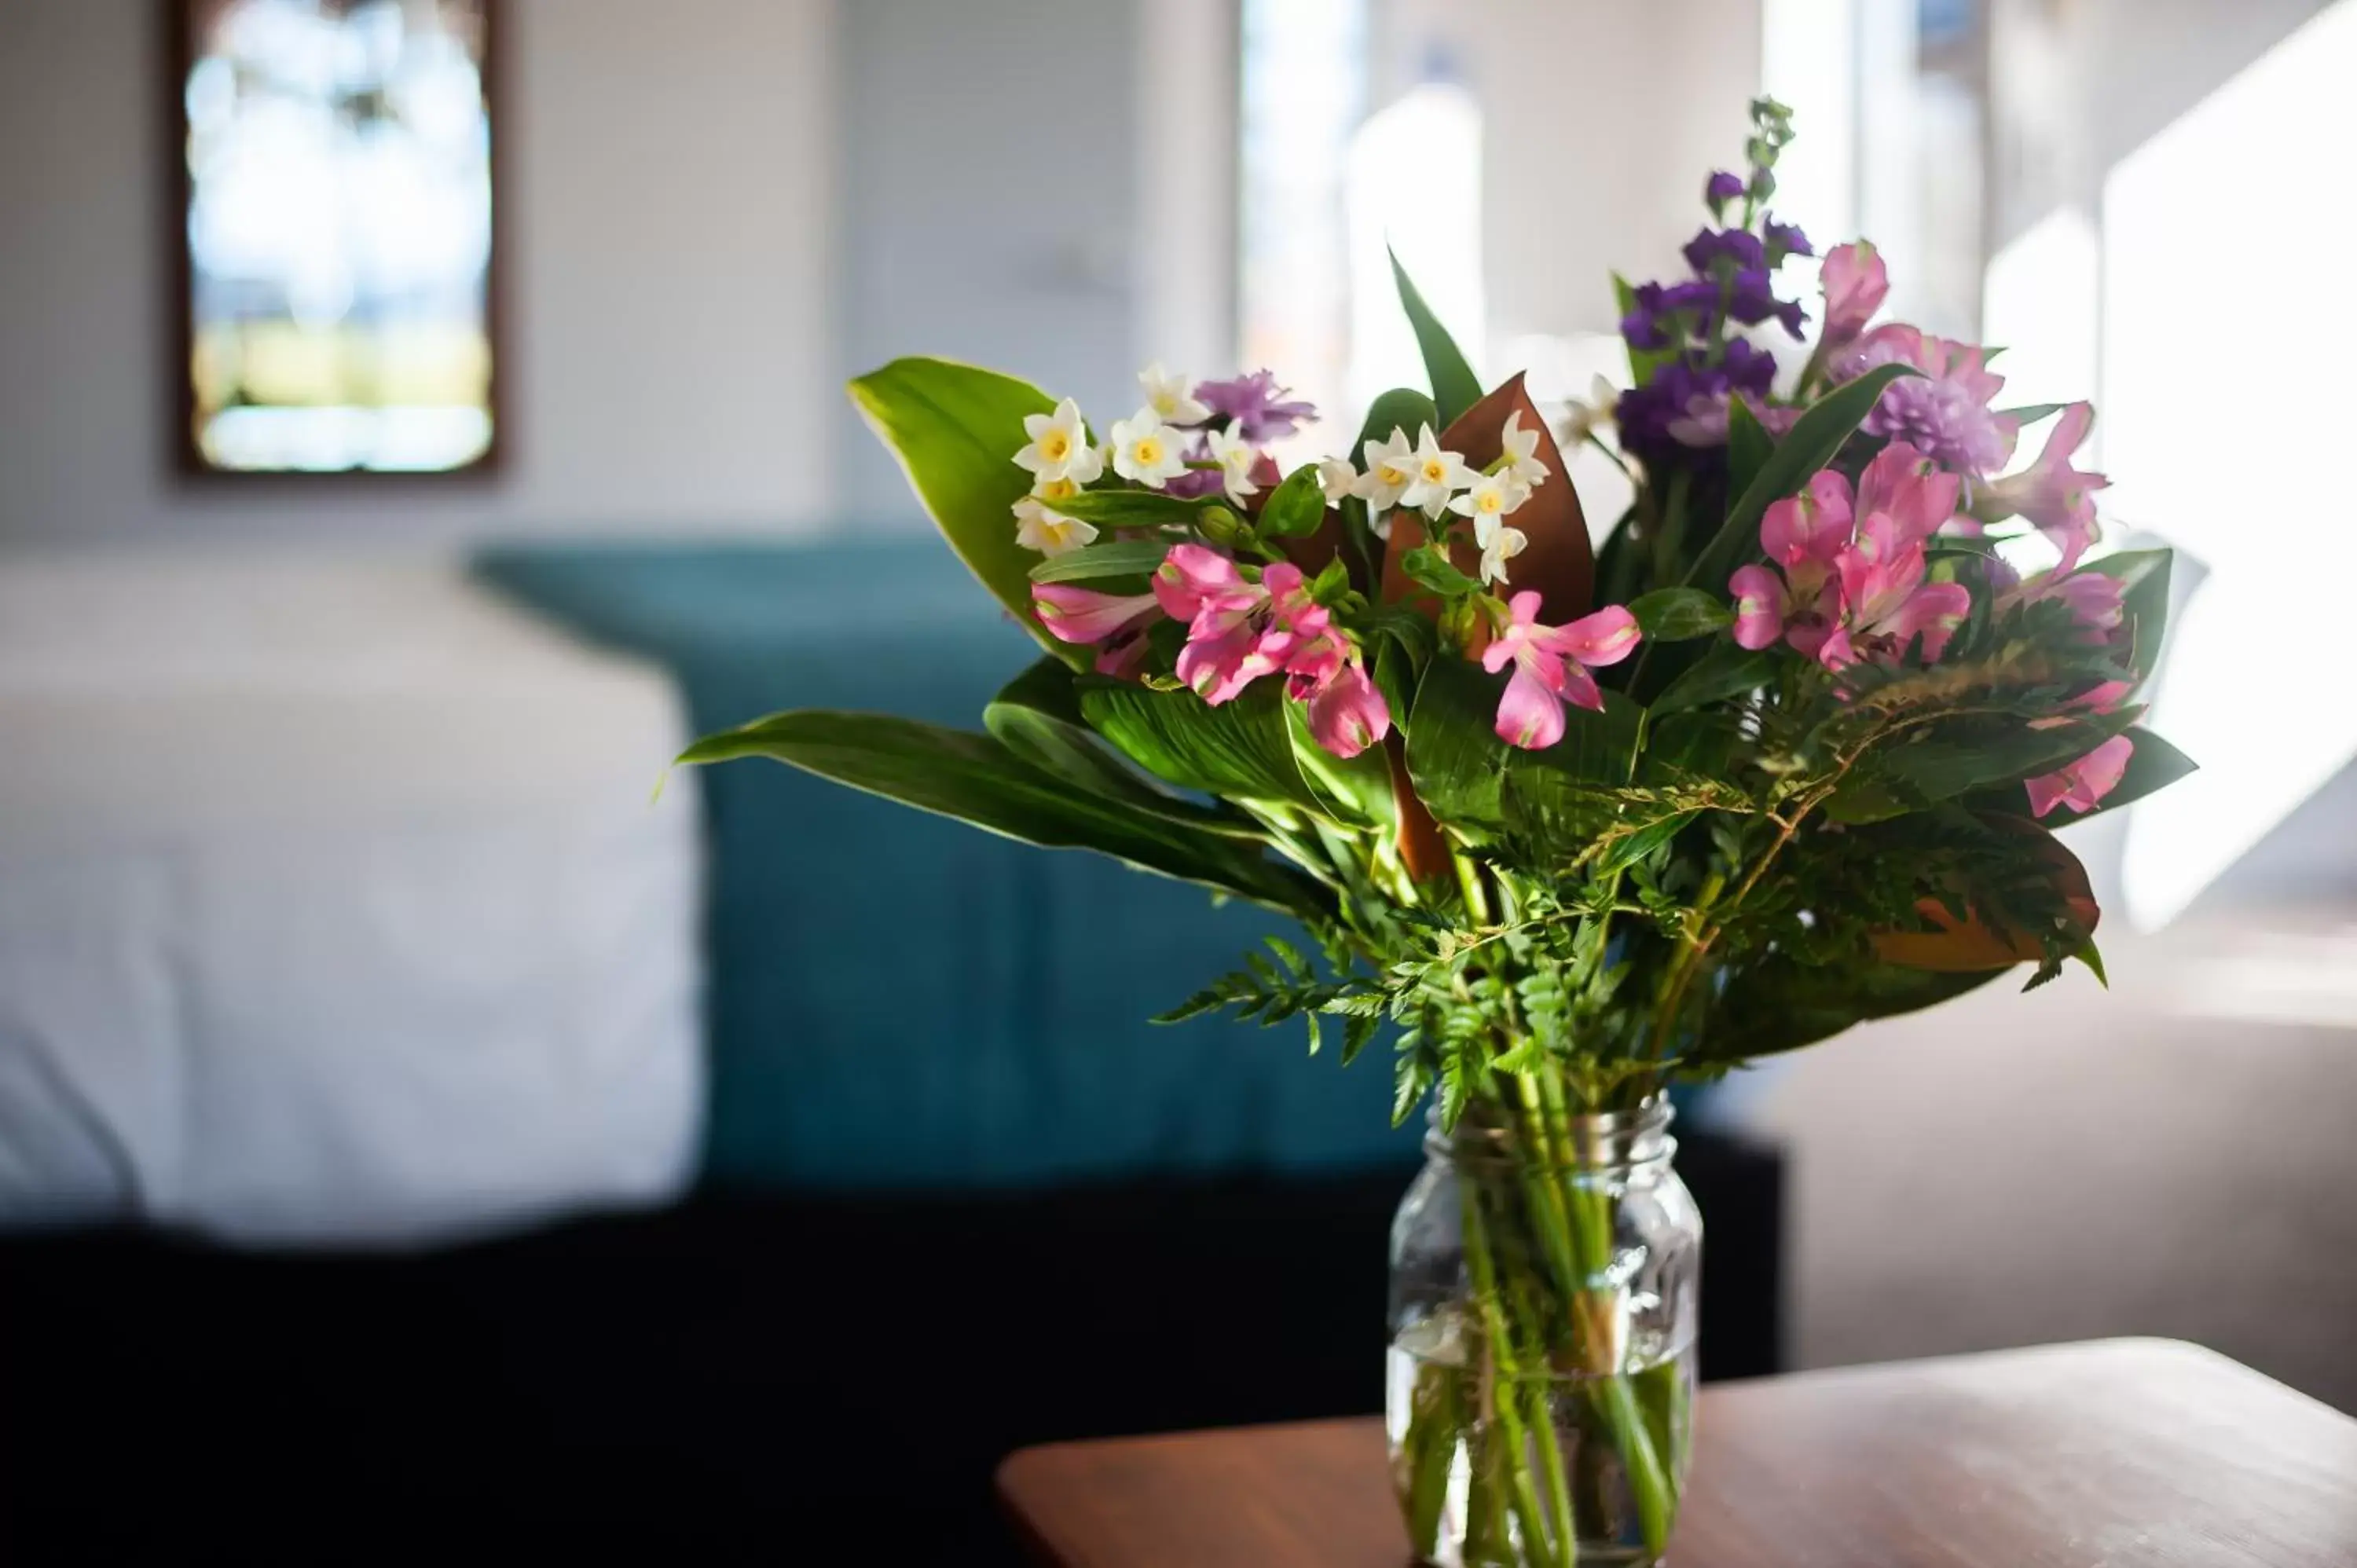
1134;436;1165;466
1042;432;1071;461
1421;460;1447;482
1038;477;1077;501
1477;490;1502;513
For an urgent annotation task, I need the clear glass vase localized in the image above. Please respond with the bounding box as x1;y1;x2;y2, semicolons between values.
1385;1095;1701;1568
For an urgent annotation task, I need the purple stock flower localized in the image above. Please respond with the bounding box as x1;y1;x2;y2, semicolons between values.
1721;336;1778;396
1723;269;1808;338
1705;170;1745;209
1682;227;1767;276
1193;370;1315;443
1764;218;1811;260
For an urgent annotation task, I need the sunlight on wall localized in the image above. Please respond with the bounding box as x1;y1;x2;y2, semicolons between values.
1981;206;2100;423
2109;0;2357;926
1347;76;1483;425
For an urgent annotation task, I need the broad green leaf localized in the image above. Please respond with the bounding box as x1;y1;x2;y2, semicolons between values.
1627;587;1733;642
1596;808;1701;874
1401;545;1481;599
1027;539;1173;584
1285;700;1398;831
1355;387;1441;455
847;357;1067;661
984;658;1256;836
1684;362;1922;592
1077;677;1324;814
1870;718;2117;809
1042;488;1215;529
1965;725;2197;826
676;709;1324;914
1649;643;1776;716
1259;463;1329;539
1405;653;1643;844
1726;393;1772;500
1704;957;2005;1062
1390;247;1483;425
2088;548;2172;685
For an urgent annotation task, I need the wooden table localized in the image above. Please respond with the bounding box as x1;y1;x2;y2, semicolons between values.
999;1339;2357;1566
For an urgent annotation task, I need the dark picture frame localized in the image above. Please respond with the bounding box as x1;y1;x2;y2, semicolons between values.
166;0;506;478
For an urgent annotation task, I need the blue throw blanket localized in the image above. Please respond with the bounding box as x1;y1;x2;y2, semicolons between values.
475;540;1419;1191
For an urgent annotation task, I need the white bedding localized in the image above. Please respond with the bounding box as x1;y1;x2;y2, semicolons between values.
0;553;702;1245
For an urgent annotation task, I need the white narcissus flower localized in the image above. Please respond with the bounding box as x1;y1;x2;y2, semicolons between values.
1555;375;1621;447
1498;410;1550;495
1396;424;1472;518
1477;522;1527;586
1138;362;1211;426
1317;456;1358;507
1447;472;1528;527
1204;423;1261;504
1014;397;1102;484
1012;475;1097;557
1109;406;1188;489
1354;427;1415;511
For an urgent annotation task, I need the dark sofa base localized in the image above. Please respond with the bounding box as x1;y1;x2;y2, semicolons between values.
2;1134;1779;1562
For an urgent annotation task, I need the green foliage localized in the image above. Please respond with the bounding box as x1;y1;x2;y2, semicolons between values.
847;357;1069;662
1043;489;1215;529
1390;247;1483;425
676;709;1326;915
1627;587;1733;642
1725;394;1772;499
1400;545;1482;599
1027;539;1175;584
1259;463;1330;539
1079;677;1324;813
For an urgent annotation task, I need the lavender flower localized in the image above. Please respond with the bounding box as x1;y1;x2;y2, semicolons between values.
1193;370;1316;443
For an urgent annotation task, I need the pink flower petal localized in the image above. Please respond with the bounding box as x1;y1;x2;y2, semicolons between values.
1494;663;1566;749
1729;564;1786;650
1306;662;1390;758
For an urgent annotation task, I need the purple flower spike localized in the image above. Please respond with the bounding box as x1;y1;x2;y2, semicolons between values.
1193;370;1316;443
1681;228;1767;277
1764;218;1812;261
1705;170;1745;210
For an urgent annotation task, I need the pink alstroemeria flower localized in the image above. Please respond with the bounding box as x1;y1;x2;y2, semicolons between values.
1833;514;1974;666
1730;470;1853;653
1032;583;1166;676
1303;661;1390;758
1153;544;1293;704
1817;240;1889;355
1482;595;1641;750
1853;440;1962;546
1731;452;1972;669
2025;733;2134;819
1986;402;2110;573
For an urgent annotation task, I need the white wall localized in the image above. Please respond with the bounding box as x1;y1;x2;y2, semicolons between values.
0;0;838;547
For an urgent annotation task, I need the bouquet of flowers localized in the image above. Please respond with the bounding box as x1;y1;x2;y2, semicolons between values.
681;99;2190;1568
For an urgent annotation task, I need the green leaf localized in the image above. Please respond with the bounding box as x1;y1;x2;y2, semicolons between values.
1648;643;1776;716
1027;538;1174;584
848;357;1066;661
1356;387;1441;455
676;709;1324;914
1077;677;1324;814
1405;654;1644;845
1612;273;1674;383
1390;247;1483;425
1285;698;1397;831
2088;548;2172;685
1684;362;1923;592
1627;586;1733;642
1726;393;1772;500
1401;545;1481;599
984;658;1256;836
1873;719;2117;808
1998;401;2067;428
1259;463;1329;539
1043;488;1214;529
1706;957;2006;1062
1596;808;1700;874
1968;725;2197;826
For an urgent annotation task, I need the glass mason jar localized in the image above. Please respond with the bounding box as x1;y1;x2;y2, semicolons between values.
1385;1097;1701;1568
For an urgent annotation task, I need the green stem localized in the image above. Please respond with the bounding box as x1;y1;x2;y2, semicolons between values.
1460;1171;1567;1566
